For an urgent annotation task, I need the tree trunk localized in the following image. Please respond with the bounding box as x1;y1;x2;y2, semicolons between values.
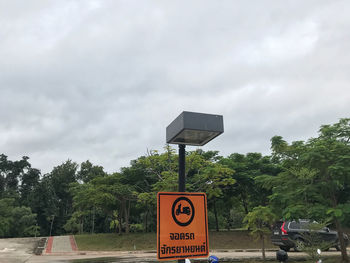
241;195;249;214
153;208;157;232
261;234;266;261
334;217;349;263
123;200;129;234
127;200;131;233
145;209;149;232
213;200;219;232
128;200;131;226
91;206;95;234
331;191;349;263
118;209;122;235
80;218;83;234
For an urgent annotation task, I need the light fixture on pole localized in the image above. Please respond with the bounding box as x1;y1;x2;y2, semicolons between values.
166;111;224;263
166;111;224;146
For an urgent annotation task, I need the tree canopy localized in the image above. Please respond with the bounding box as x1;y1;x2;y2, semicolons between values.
0;118;349;262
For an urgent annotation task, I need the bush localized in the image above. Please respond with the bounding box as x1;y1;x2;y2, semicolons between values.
130;224;143;233
301;222;333;260
208;211;226;230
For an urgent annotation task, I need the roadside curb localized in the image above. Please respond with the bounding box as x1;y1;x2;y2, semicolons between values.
213;249;277;252
115;249;278;253
69;235;78;251
33;237;47;255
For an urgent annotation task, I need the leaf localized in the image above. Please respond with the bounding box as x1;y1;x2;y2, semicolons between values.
334;209;343;218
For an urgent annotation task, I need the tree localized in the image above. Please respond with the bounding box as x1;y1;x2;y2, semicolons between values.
69;182;96;234
76;160;106;183
307;119;350;262
11;206;39;237
31;175;59;236
0;155;31;199
87;174;138;234
0;198;14;237
49;160;78;235
259;119;350;262
243;206;276;261
0;198;39;237
137;192;156;232
64;210;85;234
219;153;279;216
189;151;235;231
20;168;40;208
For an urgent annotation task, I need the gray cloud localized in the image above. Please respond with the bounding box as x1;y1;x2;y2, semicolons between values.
0;0;349;173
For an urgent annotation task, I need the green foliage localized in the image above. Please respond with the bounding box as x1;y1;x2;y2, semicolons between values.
11;206;39;237
229;207;246;229
49;160;78;235
260;120;350;222
0;198;14;237
208;210;225;230
243;206;276;237
299;222;333;260
109;210;120;233
0;198;38;237
20;168;40;207
63;211;86;234
1;118;349;248
77;160;106;183
0;155;31;199
152;171;178;192
261;118;350;262
129;224;143;233
219;153;279;215
243;206;276;260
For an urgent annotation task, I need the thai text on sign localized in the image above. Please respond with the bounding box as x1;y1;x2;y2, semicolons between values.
157;192;209;261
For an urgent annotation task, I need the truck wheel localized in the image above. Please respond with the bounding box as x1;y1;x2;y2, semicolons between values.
294;239;305;252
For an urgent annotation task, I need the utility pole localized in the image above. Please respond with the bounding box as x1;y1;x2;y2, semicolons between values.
49;215;55;236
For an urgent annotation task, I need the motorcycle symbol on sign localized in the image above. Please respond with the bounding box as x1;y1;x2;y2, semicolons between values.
171;197;195;226
176;204;191;215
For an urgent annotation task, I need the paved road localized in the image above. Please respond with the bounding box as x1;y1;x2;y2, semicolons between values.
0;237;349;263
0;237;37;263
26;249;349;262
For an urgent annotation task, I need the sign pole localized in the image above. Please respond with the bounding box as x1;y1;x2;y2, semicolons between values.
178;144;186;263
178;144;186;192
161;111;222;262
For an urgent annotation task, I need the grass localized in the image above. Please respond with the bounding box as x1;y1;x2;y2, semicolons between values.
75;230;275;251
209;230;274;250
75;232;156;251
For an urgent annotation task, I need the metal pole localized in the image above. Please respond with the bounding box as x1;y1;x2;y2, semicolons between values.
49;215;55;236
178;144;186;192
178;144;186;263
35;223;38;238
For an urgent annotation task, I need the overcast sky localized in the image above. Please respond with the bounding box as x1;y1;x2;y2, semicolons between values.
1;0;349;174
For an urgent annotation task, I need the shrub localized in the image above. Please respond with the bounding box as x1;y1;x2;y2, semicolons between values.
130;224;143;233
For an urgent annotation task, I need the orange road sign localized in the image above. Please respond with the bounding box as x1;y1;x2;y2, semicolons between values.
157;192;209;261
